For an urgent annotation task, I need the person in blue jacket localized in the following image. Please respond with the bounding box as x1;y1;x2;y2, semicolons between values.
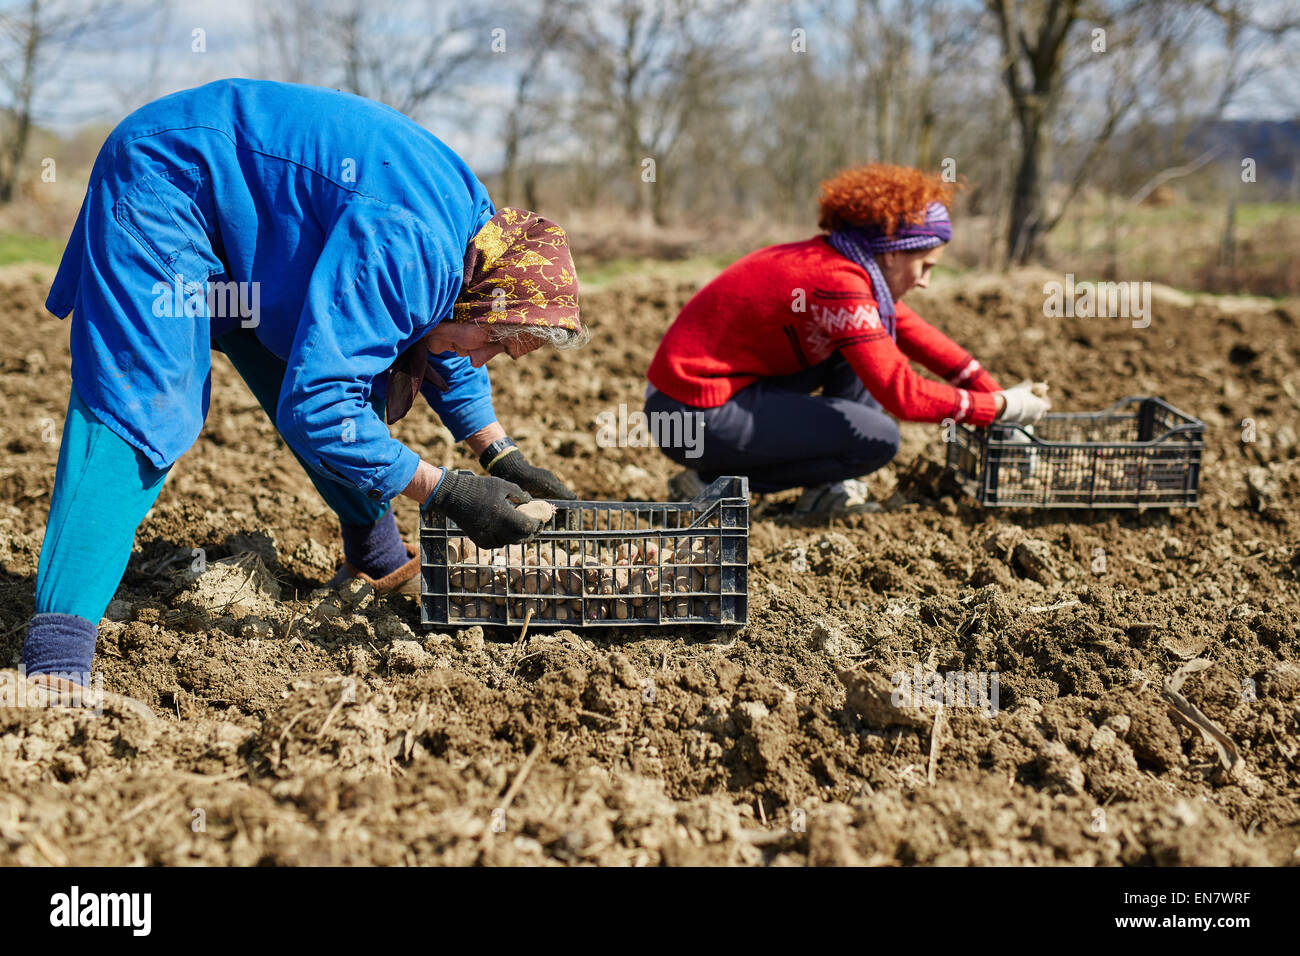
25;79;586;688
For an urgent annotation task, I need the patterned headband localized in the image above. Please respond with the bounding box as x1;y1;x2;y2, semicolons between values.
853;201;952;254
827;202;952;341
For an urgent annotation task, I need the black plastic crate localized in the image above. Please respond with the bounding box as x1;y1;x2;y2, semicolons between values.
420;475;749;628
946;396;1204;508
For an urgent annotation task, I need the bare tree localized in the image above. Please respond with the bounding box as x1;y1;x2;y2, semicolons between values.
986;0;1297;265
747;0;997;225
251;0;490;121
497;0;575;208
986;0;1087;264
563;0;759;225
256;0;331;86
1196;0;1300;114
106;1;173;113
0;0;149;202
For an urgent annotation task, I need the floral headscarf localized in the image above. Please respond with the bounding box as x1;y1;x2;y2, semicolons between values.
386;207;581;424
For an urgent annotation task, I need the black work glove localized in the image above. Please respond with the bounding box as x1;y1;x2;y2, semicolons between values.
422;469;542;549
481;439;577;500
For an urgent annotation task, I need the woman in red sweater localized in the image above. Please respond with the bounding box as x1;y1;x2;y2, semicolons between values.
645;164;1049;512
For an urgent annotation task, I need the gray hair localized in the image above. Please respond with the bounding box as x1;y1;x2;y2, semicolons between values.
486;321;589;350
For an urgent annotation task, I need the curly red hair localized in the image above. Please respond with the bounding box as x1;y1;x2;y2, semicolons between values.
818;164;956;235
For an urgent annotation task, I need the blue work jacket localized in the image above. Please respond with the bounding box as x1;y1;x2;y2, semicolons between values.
47;78;497;502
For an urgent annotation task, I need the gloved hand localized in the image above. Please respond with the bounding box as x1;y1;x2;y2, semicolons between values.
997;381;1051;425
422;469;543;549
484;443;577;500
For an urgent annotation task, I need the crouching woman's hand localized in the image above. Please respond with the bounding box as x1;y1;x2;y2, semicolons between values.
994;381;1051;425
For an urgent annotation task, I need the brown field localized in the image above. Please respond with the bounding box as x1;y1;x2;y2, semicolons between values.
1;262;1297;866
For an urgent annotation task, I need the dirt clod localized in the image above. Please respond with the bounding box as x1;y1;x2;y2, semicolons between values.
1;266;1297;866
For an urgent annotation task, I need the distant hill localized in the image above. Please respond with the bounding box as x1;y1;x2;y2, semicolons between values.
1103;117;1299;202
1186;118;1300;195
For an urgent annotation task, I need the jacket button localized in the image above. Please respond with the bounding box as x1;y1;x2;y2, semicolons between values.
367;489;382;500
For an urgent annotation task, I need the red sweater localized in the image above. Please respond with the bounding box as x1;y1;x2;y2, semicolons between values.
647;237;1002;425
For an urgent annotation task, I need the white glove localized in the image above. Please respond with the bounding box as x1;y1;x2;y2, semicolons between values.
996;381;1051;425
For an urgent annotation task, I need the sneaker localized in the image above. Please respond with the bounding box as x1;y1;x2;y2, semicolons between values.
793;479;881;515
667;468;706;500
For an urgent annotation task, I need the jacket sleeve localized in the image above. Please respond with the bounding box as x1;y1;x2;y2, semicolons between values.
805;287;999;426
894;301;1001;392
419;351;498;441
276;204;460;502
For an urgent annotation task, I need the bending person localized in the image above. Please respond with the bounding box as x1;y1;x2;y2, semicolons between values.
26;79;585;687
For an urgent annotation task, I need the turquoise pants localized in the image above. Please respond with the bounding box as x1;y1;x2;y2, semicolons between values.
34;329;390;624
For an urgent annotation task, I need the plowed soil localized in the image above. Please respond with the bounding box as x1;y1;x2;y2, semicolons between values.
1;261;1297;866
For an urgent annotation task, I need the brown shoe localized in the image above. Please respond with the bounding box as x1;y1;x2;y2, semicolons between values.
329;544;421;595
24;673;156;722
